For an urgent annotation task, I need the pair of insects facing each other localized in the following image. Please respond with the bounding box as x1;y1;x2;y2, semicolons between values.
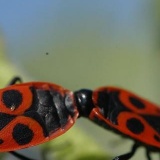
0;77;159;160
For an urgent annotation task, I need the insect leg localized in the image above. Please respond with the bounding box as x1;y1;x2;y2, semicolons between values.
112;143;139;160
146;149;151;160
9;151;36;160
7;77;22;86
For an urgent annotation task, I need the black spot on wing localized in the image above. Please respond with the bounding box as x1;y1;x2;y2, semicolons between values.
12;123;34;145
129;96;145;109
2;90;23;109
126;118;144;134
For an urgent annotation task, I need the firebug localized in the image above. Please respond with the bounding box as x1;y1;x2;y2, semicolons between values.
0;77;159;160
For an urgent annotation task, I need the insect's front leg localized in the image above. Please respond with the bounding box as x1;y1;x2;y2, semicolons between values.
146;149;151;160
9;151;36;160
112;143;139;160
7;77;22;86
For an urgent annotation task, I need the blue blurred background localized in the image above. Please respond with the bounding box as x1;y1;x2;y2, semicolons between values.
0;1;160;160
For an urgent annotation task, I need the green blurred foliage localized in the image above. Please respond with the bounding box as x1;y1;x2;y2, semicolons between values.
40;126;111;160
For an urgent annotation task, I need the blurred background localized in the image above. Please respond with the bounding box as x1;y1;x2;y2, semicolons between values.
0;1;160;160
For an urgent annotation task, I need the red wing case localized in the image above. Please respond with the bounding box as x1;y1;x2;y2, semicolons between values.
0;82;78;151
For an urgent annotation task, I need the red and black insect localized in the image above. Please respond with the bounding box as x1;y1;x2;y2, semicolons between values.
1;77;160;160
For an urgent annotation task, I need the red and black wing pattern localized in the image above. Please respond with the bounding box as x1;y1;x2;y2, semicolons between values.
90;87;160;150
0;82;78;152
